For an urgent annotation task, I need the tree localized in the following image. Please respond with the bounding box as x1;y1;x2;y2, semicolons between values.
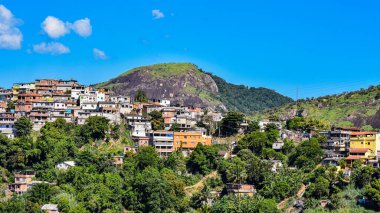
187;144;219;175
6;101;15;112
307;176;330;199
247;121;260;133
289;138;323;170
237;131;268;154
149;110;164;131
127;167;175;212
134;90;148;102
136;146;160;170
82;116;110;141
226;157;247;184
14;117;33;137
219;112;244;136
170;123;181;132
351;166;375;188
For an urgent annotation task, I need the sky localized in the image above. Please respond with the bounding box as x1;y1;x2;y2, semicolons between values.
1;1;380;99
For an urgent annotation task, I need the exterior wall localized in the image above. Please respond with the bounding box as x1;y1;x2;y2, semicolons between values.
173;131;212;150
350;133;379;157
151;131;174;156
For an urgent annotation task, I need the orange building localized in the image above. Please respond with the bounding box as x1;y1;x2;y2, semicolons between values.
173;131;212;150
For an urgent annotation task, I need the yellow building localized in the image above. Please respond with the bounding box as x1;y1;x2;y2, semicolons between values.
349;132;380;157
346;132;380;166
173;131;212;150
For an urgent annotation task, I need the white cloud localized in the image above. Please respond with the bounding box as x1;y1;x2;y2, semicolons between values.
0;4;23;49
32;42;70;55
93;48;107;60
41;16;70;39
71;18;92;37
152;9;165;19
41;16;92;38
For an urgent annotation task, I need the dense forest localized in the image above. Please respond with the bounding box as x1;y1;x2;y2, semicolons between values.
209;74;293;113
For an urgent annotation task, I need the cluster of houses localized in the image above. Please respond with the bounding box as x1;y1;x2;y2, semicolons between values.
320;127;380;168
0;78;128;138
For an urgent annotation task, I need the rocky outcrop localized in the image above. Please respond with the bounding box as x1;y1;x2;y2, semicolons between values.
99;63;225;110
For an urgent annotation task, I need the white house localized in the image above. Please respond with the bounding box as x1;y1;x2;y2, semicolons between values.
56;161;76;171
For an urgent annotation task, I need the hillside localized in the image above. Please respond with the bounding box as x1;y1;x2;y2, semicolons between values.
256;85;380;129
96;63;292;113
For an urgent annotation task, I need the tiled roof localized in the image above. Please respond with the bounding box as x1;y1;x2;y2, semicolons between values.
349;148;370;153
350;132;377;136
345;155;362;160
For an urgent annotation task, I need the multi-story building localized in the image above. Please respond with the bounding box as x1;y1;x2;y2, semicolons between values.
150;130;174;157
346;132;380;167
173;131;212;150
320;130;351;166
0;113;15;138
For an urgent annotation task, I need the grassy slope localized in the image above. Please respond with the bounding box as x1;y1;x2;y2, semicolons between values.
255;85;380;127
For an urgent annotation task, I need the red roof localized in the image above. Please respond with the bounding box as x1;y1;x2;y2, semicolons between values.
350;132;377;136
346;156;362;160
349;148;370;153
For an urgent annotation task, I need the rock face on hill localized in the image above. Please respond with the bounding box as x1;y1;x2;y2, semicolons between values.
96;63;292;113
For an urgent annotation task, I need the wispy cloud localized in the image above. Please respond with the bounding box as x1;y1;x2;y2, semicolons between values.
152;9;165;19
32;42;70;55
41;16;92;38
0;4;23;49
93;48;108;60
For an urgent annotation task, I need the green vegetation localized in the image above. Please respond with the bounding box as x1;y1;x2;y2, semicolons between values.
14;117;33;137
209;73;293;113
258;85;380;129
148;110;164;130
121;63;202;79
134;89;148;102
2;114;380;212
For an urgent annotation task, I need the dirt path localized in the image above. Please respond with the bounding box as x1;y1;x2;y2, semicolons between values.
184;171;218;197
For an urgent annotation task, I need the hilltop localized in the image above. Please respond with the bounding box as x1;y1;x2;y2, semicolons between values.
256;85;380;129
96;63;292;113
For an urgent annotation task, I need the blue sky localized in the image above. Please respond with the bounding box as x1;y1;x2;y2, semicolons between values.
0;1;380;99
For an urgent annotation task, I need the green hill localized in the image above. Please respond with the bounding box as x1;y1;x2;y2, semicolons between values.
96;63;292;113
256;85;380;129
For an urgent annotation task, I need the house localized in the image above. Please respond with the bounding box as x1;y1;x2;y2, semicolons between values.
8;171;51;195
41;204;59;213
259;119;282;132
132;136;150;147
346;132;380;167
124;146;138;154
56;161;76;171
272;142;284;150
0;113;15;138
112;156;124;165
173;131;212;151
150;130;174;157
226;184;256;196
269;160;283;172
